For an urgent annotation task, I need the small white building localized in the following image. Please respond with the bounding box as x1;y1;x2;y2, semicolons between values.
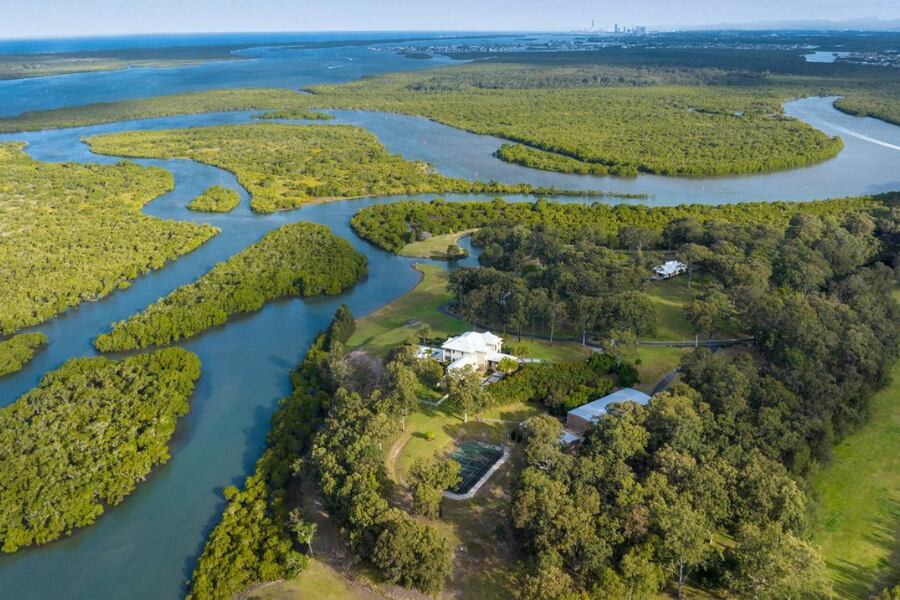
652;260;687;280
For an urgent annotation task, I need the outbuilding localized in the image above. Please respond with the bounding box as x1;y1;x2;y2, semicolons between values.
652;260;687;280
566;388;652;433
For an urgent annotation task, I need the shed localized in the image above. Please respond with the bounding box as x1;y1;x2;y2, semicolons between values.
566;388;652;433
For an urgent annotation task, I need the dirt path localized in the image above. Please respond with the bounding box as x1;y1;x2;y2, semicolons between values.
385;430;412;486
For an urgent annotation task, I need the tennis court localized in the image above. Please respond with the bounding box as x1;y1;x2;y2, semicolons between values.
449;441;504;494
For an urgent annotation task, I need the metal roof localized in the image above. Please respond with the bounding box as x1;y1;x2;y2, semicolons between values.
567;388;652;422
442;331;502;353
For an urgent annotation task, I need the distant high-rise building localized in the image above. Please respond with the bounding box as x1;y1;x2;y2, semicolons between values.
614;23;619;33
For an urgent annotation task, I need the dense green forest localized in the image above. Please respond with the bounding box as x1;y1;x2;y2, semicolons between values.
187;310;352;599
1;53;897;179
301;70;843;177
184;203;899;597
0;142;217;336
86;123;593;212
0;348;200;553
95;222;367;351
834;88;900;126
186;185;240;212
426;198;900;598
253;108;334;120
496;142;624;176
349;195;884;253
0;332;47;377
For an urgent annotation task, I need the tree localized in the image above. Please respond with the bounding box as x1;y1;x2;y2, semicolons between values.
497;357;520;373
328;304;355;344
415;323;432;345
544;297;567;346
287;508;317;556
371;511;454;594
414;357;444;388
443;365;489;423
650;488;713;599
726;523;829;600
685;289;732;338
676;243;713;289
407;456;461;518
600;328;638;367
570;295;600;346
384;361;419;430
519;562;579;600
619;542;665;600
619;226;661;260
528;288;549;341
520;415;565;470
446;244;467;260
600;291;659;337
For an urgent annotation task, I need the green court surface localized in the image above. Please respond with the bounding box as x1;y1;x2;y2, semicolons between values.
450;441;504;494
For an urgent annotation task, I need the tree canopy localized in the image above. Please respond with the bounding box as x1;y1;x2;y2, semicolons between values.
0;332;47;377
0;348;201;553
95;222;367;351
186;185;240;213
0;142;217;336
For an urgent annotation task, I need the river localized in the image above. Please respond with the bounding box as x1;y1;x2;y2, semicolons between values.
0;36;898;600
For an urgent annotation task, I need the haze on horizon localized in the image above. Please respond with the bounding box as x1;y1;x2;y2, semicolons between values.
2;0;899;40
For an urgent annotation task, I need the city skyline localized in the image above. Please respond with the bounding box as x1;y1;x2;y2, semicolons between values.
2;0;900;39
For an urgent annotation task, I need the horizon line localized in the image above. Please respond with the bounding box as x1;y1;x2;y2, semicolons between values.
3;22;900;42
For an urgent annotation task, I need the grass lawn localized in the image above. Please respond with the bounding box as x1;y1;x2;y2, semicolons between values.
391;400;535;600
644;277;697;341
347;263;464;356
635;346;689;394
380;399;540;599
812;359;900;598
399;229;478;259
644;276;744;342
347;263;590;362
389;400;541;484
246;559;370;600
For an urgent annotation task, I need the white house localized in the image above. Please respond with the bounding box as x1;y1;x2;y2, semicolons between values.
652;260;687;280
418;331;517;372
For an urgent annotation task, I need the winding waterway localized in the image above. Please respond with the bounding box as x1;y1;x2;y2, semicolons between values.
0;37;899;600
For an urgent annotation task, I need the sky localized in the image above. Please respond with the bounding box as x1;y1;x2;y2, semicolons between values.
1;0;899;39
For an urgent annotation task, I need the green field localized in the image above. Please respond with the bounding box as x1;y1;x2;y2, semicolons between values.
246;559;370;600
644;277;697;341
388;401;539;484
398;229;477;259
643;275;744;342
813;359;900;598
635;346;689;394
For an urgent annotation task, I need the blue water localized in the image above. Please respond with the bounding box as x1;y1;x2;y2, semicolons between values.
0;35;465;117
0;33;898;600
0;32;485;55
